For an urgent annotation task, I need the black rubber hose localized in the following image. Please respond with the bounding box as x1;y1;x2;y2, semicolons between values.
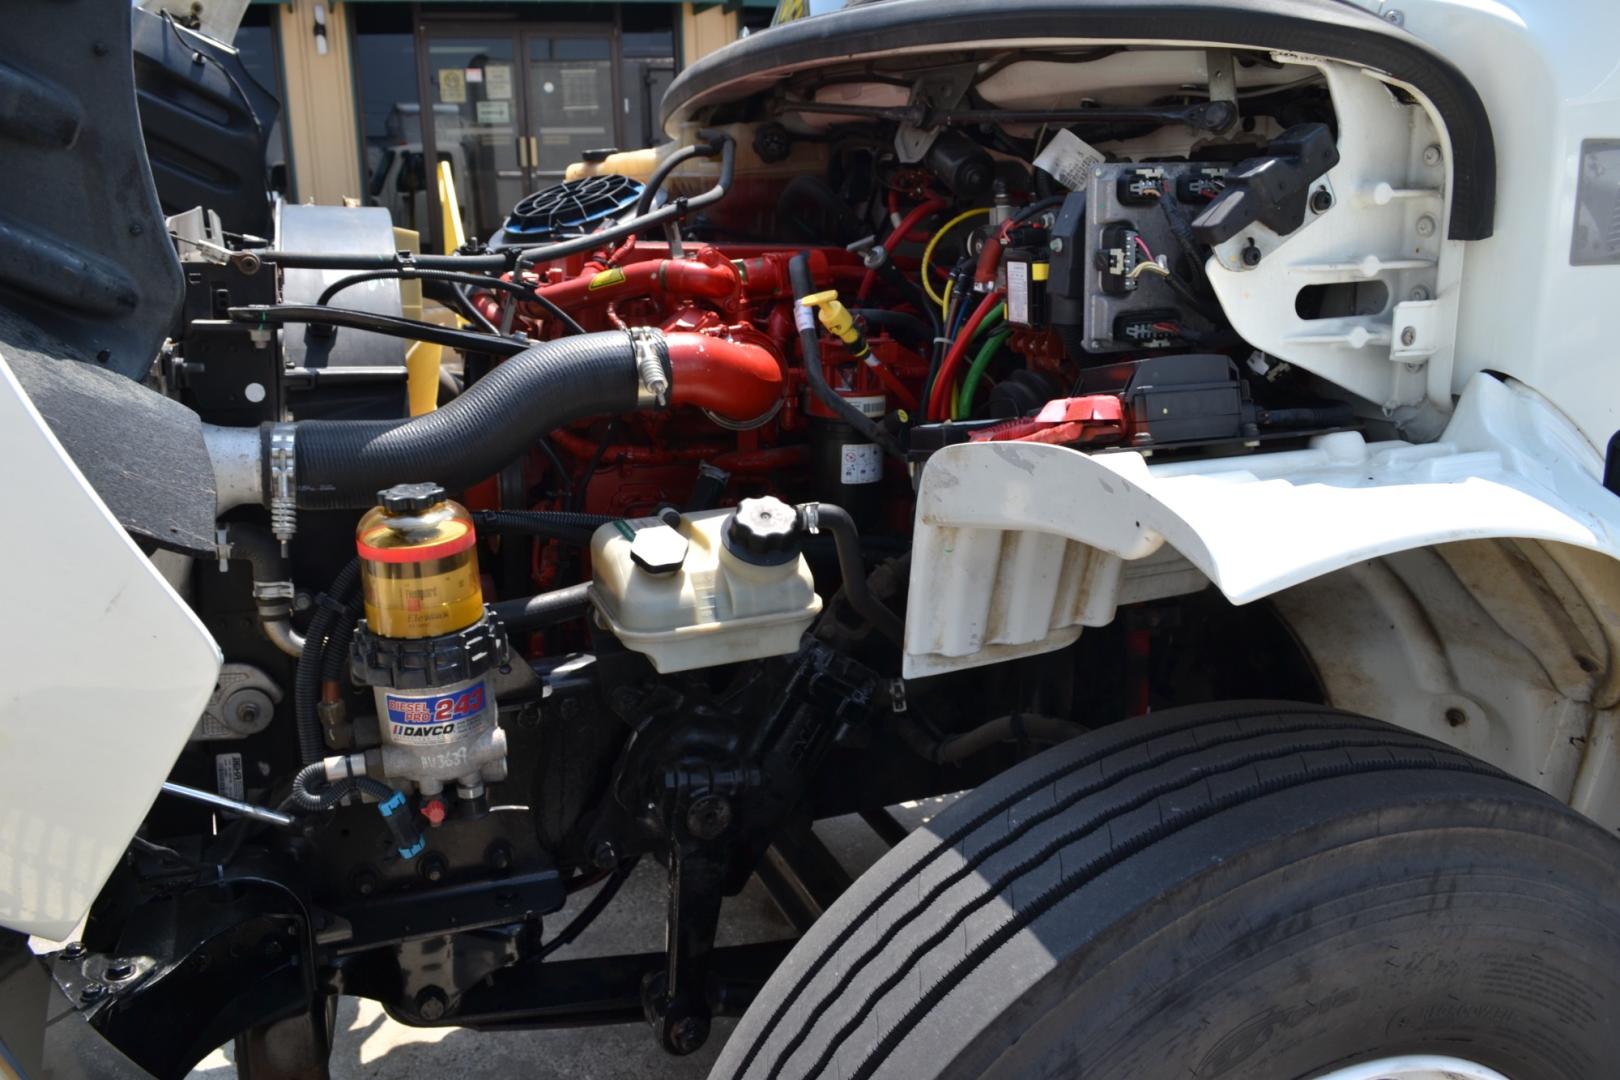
230;304;530;357
289;331;654;508
635;143;709;217
490;582;593;632
320;268;587;336
221;521;288;581
803;502;904;645
293;559;359;765
537;857;640;960
319;596;363;686
435;280;501;336
851;309;931;347
788;254;905;460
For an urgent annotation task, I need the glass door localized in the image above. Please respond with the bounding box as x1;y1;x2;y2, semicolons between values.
421;32;528;244
523;33;620;186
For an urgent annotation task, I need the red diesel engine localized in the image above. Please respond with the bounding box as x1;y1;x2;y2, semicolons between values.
462;239;930;592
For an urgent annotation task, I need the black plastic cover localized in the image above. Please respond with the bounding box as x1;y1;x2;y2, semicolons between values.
0;1;184;380
4;309;216;556
132;7;279;239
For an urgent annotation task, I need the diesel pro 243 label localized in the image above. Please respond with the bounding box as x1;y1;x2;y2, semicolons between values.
384;680;491;743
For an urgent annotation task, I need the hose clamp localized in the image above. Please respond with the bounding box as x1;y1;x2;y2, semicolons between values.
269;423;297;556
629;327;669;408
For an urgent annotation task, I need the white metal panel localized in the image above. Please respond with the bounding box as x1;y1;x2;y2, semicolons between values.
1397;0;1620;452
904;372;1620;678
0;354;220;940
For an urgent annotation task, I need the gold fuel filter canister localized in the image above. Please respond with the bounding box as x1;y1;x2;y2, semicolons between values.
356;483;484;640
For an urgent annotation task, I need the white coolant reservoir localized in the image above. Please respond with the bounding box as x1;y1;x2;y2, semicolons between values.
588;497;823;673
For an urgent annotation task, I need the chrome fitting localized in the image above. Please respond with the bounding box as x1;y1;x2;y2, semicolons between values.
629;327;669;408
268;423;297;556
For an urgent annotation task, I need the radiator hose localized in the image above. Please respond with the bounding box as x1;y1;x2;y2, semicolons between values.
285;328;785;508
288;331;655;508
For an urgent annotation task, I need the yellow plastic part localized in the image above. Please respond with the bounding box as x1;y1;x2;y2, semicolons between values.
392;226;440;417
799;289;870;359
357;496;484;640
438;160;466;253
798;290;857;342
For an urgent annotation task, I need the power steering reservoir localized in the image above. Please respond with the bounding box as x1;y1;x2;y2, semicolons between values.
350;483;508;801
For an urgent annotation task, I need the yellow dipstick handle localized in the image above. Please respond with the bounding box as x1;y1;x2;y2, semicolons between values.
798;290;870;359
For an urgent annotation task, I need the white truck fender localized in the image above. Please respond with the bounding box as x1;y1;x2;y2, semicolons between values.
0;354;220;941
904;372;1620;679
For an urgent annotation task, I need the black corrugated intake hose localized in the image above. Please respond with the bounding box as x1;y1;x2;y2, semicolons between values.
286;763;398;812
294;559;360;765
475;511;613;548
787;254;905;460
289;331;657;509
490;582;593;632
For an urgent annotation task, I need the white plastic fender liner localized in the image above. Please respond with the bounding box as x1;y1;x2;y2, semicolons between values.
0;354;221;940
903;371;1620;679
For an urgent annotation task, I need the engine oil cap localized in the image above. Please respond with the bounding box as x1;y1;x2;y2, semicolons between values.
724;496;802;565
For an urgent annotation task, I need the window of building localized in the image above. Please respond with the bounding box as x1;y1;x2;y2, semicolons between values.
622;8;676;149
350;8;431;234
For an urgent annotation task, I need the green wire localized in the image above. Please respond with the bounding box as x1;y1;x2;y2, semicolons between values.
955;328;1012;420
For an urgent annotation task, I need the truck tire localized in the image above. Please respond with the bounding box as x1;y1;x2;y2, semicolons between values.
712;701;1620;1080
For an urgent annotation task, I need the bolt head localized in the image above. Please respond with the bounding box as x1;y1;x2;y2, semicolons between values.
415;987;449;1022
421;854;449;883
80;983;105;1003
686;794;733;840
351;869;378;897
61;942;86;961
105;961;135;981
1048;236;1064;253
1383;8;1404;25
592;841;619;870
1400;326;1417;347
1422;144;1442;167
1309;188;1334;213
1408;285;1431;301
1240;242;1262;267
1415;214;1437;237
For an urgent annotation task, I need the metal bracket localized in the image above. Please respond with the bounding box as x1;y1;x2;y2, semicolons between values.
893;63;980;164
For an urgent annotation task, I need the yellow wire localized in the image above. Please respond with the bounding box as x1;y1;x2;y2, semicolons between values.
941;277;955;320
921;207;991;311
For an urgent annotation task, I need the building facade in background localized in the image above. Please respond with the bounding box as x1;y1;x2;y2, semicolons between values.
234;0;771;252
